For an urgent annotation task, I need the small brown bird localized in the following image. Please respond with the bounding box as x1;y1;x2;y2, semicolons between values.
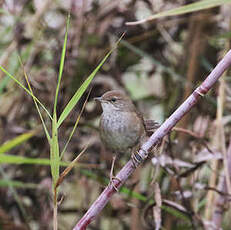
95;90;159;164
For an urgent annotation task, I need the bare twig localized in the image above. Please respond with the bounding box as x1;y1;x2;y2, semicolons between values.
73;49;231;230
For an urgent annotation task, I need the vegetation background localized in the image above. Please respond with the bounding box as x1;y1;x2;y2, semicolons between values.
0;0;231;229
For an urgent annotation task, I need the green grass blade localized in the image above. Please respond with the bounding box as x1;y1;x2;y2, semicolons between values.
0;130;38;154
0;65;52;119
19;56;51;143
49;14;70;188
127;0;231;24
57;34;124;128
53;14;70;112
0;40;34;95
0;154;68;166
153;0;231;18
60;90;90;159
161;205;190;222
57;54;110;127
50;113;60;187
0;179;38;189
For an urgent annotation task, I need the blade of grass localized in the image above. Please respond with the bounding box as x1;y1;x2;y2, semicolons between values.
0;154;67;166
0;39;34;95
0;129;38;154
0;65;52;119
57;33;125;128
53;13;70;112
161;205;190;222
126;0;231;25
19;57;51;143
51;15;70;230
47;14;70;230
60;89;91;159
0;154;95;168
50;113;60;187
0;179;38;188
50;114;60;230
51;115;59;230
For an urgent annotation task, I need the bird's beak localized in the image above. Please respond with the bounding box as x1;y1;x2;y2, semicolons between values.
94;96;102;102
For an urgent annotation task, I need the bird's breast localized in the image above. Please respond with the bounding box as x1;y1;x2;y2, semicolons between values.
100;111;145;152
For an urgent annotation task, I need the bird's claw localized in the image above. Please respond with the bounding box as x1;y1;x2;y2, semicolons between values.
109;177;121;191
131;149;149;168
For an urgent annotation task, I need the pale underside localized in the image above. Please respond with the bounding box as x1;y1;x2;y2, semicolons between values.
100;110;146;153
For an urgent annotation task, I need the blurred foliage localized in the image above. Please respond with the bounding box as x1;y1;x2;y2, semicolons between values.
0;0;231;230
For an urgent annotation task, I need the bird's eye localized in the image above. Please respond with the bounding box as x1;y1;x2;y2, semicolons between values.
111;98;117;102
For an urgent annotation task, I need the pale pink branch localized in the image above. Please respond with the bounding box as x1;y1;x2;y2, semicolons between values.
73;49;231;230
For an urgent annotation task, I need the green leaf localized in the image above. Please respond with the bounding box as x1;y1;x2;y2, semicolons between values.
0;179;38;189
53;14;70;112
126;0;231;24
50;113;60;187
0;154;67;166
50;14;70;189
119;187;148;202
162;205;190;222
19;56;51;143
60;90;90;159
57;45;119;128
0;65;52;119
0;130;37;154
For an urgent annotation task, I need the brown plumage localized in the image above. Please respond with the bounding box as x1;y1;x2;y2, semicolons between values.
95;90;158;154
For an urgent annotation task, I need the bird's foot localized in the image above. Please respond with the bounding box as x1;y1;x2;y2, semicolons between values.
109;156;121;191
131;149;149;168
110;177;121;192
131;151;142;168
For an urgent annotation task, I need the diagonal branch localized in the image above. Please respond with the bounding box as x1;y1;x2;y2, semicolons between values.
73;49;231;230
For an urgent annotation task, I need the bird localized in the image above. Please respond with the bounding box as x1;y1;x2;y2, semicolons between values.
95;90;159;166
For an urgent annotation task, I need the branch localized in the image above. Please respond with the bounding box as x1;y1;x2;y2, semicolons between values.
73;49;231;230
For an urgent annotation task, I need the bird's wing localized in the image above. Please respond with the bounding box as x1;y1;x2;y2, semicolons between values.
144;119;160;132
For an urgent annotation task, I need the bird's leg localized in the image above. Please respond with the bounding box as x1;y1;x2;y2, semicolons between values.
109;155;121;191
